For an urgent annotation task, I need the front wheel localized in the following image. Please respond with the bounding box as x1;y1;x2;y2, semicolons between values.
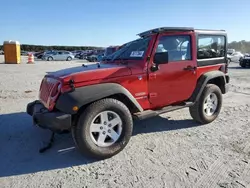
240;61;246;68
67;56;72;61
189;84;222;124
72;98;133;159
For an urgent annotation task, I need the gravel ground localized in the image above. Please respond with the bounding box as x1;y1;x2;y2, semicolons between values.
0;56;250;188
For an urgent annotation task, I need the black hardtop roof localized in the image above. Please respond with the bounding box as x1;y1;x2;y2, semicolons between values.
137;27;226;37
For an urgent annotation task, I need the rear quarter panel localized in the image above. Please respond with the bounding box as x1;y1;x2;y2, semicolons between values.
197;64;223;79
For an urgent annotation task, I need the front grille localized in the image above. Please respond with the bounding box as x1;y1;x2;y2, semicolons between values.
39;77;59;109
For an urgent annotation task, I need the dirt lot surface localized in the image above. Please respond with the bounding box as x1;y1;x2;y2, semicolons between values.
0;56;250;188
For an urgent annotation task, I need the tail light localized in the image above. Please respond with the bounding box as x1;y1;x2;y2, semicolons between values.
51;82;61;98
220;59;228;73
220;64;228;74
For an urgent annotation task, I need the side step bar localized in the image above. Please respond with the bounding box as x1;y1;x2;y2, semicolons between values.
133;102;194;120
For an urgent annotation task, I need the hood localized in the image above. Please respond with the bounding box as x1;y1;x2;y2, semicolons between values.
46;62;132;83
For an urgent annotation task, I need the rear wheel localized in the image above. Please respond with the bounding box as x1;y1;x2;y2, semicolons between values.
189;84;222;124
72;98;133;159
47;56;53;61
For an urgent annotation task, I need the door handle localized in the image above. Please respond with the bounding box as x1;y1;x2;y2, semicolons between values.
183;66;197;71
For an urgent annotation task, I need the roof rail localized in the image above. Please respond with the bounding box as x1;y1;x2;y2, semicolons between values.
137;27;194;37
195;29;226;32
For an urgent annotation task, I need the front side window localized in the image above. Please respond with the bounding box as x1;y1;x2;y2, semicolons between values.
156;35;191;62
197;35;226;59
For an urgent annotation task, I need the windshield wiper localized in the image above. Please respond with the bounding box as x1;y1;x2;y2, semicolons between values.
113;57;130;60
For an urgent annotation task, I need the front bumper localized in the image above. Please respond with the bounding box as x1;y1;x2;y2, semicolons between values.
26;100;72;133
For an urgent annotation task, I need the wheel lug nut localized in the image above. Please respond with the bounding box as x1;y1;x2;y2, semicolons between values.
108;124;111;127
100;126;103;130
104;121;107;125
102;131;106;135
108;130;111;133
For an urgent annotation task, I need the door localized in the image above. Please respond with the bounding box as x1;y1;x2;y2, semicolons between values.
56;51;64;60
63;52;69;60
52;52;59;60
148;32;197;108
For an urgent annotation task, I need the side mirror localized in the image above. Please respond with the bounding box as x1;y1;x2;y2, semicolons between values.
151;52;169;72
153;52;169;65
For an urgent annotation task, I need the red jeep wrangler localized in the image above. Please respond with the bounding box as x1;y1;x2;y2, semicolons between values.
27;27;230;159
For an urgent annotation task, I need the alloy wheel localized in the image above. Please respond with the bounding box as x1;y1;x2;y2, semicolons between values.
89;111;122;147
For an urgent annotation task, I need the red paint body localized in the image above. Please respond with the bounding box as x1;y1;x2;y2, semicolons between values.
40;30;225;111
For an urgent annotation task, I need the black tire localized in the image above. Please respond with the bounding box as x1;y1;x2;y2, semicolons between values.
67;56;72;61
72;98;133;159
47;56;53;61
189;84;222;124
240;62;246;68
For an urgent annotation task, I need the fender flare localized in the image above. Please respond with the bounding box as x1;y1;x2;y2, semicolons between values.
189;70;229;103
55;83;143;114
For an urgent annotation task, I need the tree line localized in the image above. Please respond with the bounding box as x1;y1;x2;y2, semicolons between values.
228;40;250;53
1;40;250;53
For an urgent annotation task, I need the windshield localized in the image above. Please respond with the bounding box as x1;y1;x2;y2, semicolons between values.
109;37;151;61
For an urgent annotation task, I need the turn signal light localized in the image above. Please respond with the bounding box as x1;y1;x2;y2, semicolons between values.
72;106;79;112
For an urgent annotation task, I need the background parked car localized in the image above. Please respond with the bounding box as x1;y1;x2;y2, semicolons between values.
78;52;87;59
79;51;94;59
227;51;244;62
227;48;235;55
21;51;29;56
86;54;98;62
42;51;74;61
34;51;44;59
72;50;83;58
239;53;250;68
34;50;56;59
